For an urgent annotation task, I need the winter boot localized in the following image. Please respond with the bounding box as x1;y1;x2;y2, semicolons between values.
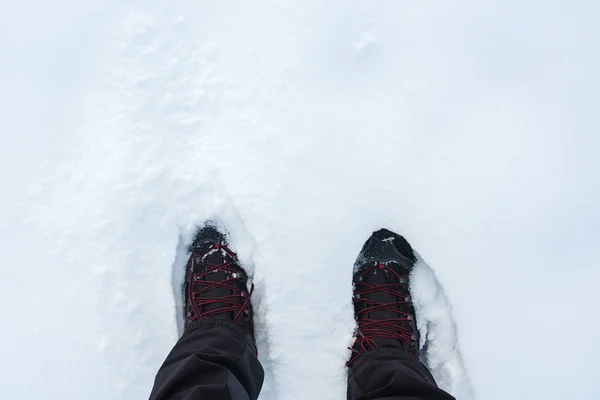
184;224;254;338
348;228;419;366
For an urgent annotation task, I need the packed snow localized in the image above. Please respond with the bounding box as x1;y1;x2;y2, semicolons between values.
2;1;600;399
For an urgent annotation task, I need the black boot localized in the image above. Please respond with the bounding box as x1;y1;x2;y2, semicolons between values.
184;224;255;338
150;223;264;400
346;229;455;400
349;228;419;366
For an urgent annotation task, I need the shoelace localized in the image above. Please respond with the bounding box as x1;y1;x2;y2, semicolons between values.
187;242;254;324
348;262;416;366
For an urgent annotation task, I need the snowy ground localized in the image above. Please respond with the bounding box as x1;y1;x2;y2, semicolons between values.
2;1;600;399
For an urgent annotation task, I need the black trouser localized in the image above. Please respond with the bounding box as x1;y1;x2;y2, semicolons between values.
149;319;455;400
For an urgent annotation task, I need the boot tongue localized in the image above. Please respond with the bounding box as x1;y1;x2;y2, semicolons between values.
203;247;236;319
368;268;397;322
365;267;401;348
361;264;416;353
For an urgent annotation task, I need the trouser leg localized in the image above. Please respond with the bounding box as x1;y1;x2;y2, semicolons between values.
347;349;455;400
149;319;264;400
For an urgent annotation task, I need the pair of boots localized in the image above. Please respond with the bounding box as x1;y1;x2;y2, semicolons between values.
149;225;455;400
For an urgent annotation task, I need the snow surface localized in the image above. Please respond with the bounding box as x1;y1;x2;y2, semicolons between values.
2;1;600;399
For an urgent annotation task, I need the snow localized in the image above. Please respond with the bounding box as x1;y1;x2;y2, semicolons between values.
2;1;600;399
412;254;471;398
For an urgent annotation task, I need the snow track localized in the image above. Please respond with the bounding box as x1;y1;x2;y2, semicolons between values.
412;255;473;398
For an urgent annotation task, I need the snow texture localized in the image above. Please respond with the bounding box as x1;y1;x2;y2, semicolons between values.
2;1;600;400
412;254;472;399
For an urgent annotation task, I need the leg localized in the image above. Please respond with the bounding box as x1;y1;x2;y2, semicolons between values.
150;319;263;400
347;229;455;400
149;224;263;400
348;350;453;400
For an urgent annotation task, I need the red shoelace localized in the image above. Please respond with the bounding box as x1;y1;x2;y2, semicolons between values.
186;242;254;324
348;262;416;366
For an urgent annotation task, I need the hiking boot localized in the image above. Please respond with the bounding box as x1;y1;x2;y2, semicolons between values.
348;228;419;367
184;224;254;337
